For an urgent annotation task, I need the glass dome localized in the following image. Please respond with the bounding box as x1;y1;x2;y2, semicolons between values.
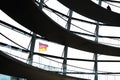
1;0;120;80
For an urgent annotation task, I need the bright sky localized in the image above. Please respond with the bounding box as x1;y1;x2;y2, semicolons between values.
1;0;120;80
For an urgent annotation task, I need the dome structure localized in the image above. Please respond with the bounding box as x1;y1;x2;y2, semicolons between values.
1;0;120;80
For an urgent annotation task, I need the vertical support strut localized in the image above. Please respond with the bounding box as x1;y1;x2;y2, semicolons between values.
66;10;73;30
94;0;102;80
63;9;73;75
94;23;99;80
63;46;68;75
39;0;44;9
27;33;36;65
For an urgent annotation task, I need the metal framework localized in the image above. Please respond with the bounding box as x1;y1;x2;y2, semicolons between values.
1;0;120;80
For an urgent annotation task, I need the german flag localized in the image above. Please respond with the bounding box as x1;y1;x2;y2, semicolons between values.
39;42;48;52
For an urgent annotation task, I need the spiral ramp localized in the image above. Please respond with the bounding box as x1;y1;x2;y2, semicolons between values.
0;50;88;80
58;0;120;26
0;0;120;80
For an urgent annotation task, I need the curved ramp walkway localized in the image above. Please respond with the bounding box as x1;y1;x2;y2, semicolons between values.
0;50;88;80
1;0;120;56
58;0;120;26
